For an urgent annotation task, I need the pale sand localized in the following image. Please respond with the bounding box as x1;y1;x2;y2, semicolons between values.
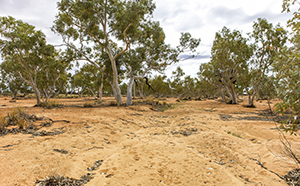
0;97;297;185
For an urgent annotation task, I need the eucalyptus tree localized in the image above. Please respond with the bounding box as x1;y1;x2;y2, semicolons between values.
73;64;103;99
242;18;287;107
272;0;300;128
52;0;156;105
210;27;252;104
146;75;171;97
170;66;185;97
124;31;200;105
182;75;197;98
0;16;72;105
198;63;226;101
0;59;30;99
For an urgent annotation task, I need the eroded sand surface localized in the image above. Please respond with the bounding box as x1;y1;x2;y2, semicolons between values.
0;97;298;186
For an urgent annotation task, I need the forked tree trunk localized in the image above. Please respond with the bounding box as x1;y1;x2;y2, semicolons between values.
107;47;122;105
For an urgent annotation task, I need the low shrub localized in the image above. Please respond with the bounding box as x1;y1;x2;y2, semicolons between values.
7;107;29;129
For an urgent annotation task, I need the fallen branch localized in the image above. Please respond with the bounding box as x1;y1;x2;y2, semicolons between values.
249;157;284;180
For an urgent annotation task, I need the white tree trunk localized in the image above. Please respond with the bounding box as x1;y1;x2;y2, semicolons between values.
126;76;135;105
99;78;103;102
88;88;98;99
248;89;259;107
107;47;122;105
133;80;136;99
32;85;42;105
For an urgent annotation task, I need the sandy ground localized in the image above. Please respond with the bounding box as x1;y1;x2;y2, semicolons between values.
0;96;299;186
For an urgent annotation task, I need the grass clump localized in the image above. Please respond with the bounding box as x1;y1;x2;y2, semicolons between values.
84;102;93;108
39;101;64;109
145;97;155;104
155;100;160;105
109;101;117;106
0;115;7;132
7;107;29;129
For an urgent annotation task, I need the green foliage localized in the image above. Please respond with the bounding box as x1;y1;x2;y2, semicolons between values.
0;61;31;98
210;26;252;104
146;75;172;97
0;16;73;104
71;64;103;97
271;0;300;132
53;0;158;105
200;18;287;106
170;67;185;96
198;63;223;99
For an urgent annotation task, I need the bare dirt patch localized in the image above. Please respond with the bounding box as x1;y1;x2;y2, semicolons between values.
0;97;298;185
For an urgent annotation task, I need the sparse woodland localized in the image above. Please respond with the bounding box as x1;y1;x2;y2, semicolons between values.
0;0;299;131
1;1;300;185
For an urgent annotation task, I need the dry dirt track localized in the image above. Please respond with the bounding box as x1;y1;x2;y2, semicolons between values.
0;97;299;186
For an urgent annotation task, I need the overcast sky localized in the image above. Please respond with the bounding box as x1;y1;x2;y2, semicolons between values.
0;0;293;78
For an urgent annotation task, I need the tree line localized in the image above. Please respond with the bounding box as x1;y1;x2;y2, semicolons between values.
0;0;299;129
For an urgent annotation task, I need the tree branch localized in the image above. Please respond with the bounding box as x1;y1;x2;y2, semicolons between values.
113;23;132;61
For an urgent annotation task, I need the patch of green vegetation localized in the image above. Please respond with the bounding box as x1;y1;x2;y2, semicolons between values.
227;131;243;139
